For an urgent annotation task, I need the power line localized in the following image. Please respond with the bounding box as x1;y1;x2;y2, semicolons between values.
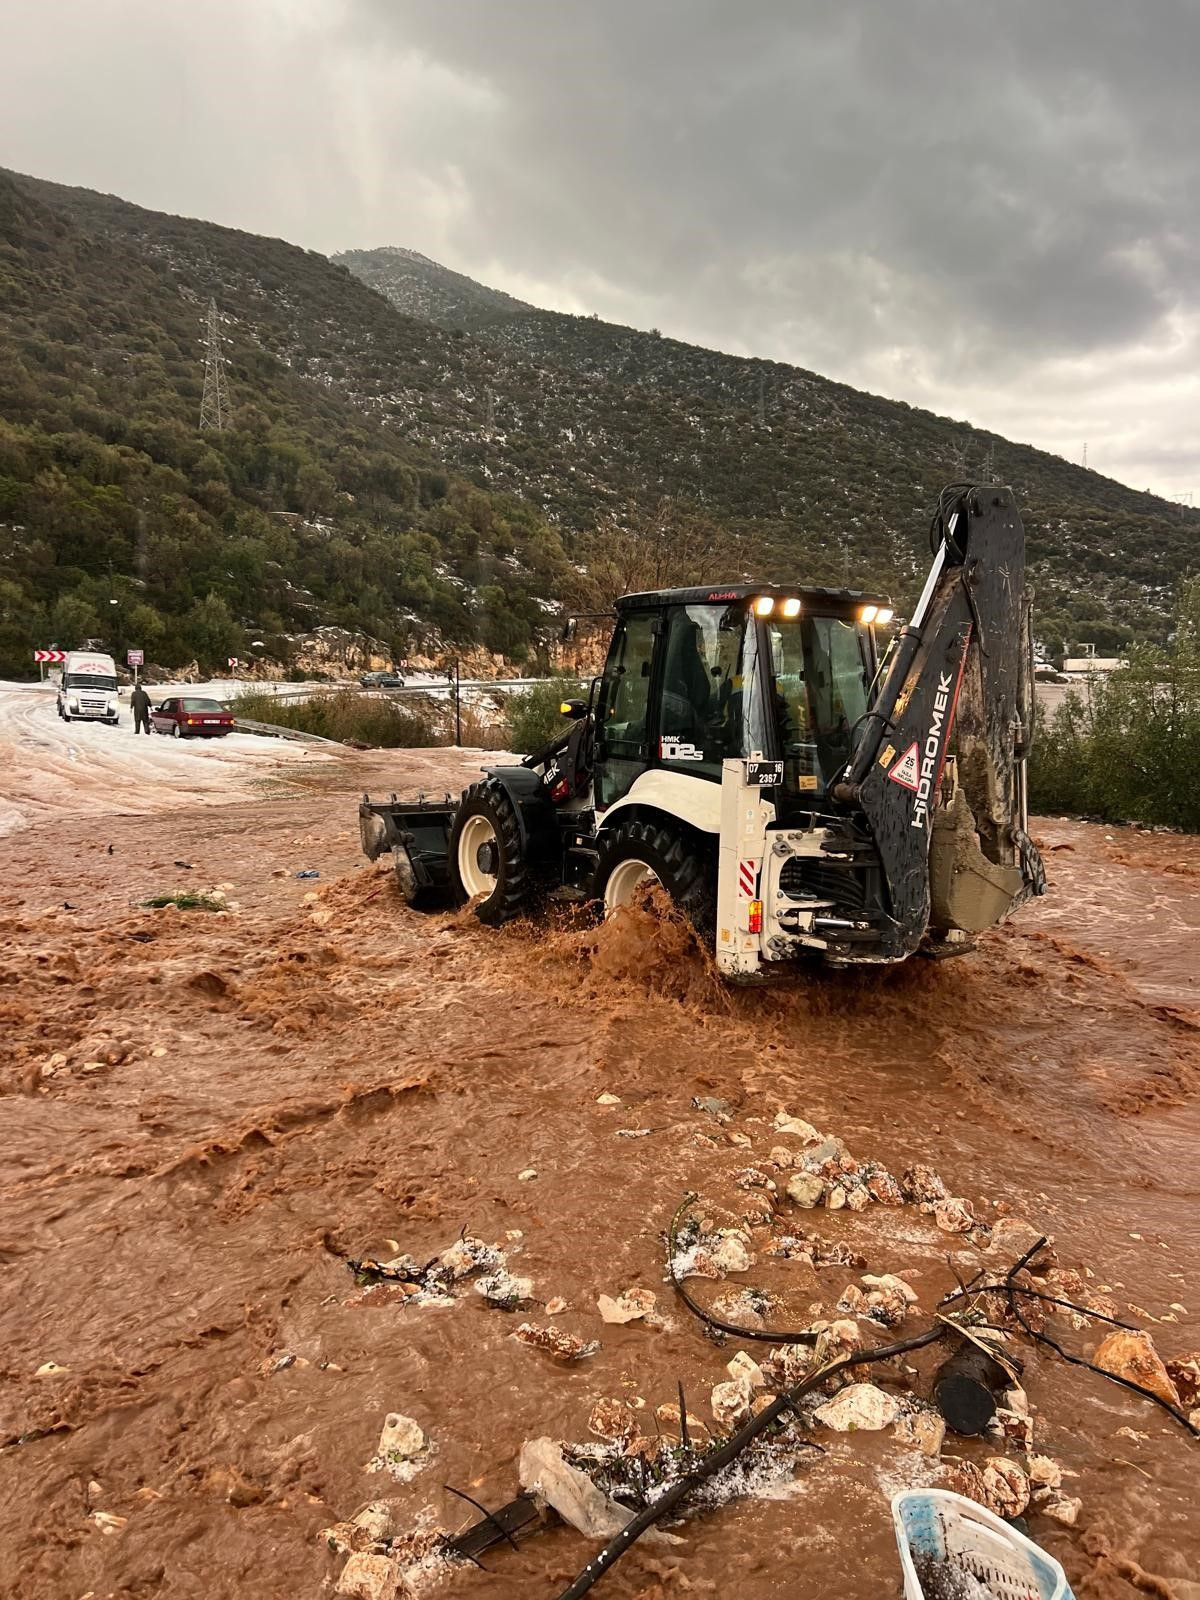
198;297;228;431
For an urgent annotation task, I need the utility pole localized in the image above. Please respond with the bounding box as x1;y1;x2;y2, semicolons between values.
199;298;228;431
1082;442;1088;471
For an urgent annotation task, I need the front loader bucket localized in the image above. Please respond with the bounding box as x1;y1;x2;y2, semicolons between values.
928;789;1025;936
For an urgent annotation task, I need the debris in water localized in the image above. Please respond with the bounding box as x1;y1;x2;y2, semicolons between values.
933;1196;977;1233
949;1455;1031;1519
785;1173;826;1208
773;1111;821;1142
901;1164;948;1204
295;868;320;878
518;1166;538;1181
597;1287;657;1324
474;1267;534;1310
1092;1328;1182;1407
512;1323;599;1361
814;1382;900;1432
88;1510;128;1535
596;1092;621;1105
518;1437;640;1540
365;1412;427;1481
892;1405;946;1456
692;1095;733;1119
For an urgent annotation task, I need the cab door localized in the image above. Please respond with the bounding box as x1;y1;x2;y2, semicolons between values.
593;610;658;809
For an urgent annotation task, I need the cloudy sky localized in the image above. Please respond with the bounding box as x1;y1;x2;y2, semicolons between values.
5;0;1198;501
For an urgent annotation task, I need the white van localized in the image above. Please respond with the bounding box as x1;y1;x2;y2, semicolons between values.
57;651;120;724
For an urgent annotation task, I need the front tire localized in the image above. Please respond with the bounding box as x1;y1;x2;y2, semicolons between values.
448;779;533;926
172;723;184;739
594;818;716;943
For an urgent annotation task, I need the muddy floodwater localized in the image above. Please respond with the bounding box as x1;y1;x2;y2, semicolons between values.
2;744;1198;1600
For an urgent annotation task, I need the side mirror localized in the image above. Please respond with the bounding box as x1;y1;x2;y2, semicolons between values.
559;698;588;720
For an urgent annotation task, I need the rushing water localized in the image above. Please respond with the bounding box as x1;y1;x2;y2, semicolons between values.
1;765;1198;1600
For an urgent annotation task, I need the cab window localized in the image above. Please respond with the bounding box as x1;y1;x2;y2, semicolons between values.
657;603;744;780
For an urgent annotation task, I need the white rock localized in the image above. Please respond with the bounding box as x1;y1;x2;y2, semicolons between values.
88;1511;127;1535
596;1092;621;1105
34;1361;68;1378
893;1408;946;1456
710;1232;753;1274
1027;1454;1063;1488
786;1173;825;1208
710;1376;755;1427
597;1288;657;1324
862;1273;919;1305
518;1168;538;1182
934;1196;976;1233
375;1413;424;1461
1040;1492;1082;1526
725;1350;766;1389
773;1112;821;1142
351;1502;396;1540
336;1551;403;1600
815;1383;900;1432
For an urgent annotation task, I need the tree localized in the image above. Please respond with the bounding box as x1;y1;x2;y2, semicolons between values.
50;592;101;647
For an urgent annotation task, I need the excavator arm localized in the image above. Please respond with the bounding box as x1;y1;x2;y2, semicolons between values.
836;483;1046;958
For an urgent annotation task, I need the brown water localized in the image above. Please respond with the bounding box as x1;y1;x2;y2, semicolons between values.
2;761;1198;1600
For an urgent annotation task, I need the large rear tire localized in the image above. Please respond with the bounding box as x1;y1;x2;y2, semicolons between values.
594;818;716;943
448;779;533;926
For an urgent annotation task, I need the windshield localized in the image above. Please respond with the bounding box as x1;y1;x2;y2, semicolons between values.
182;698;224;712
66;673;117;690
761;614;871;793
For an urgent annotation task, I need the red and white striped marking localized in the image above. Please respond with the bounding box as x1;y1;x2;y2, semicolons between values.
34;649;66;664
737;859;758;898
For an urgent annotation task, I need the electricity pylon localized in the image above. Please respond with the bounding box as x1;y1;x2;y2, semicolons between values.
199;298;228;431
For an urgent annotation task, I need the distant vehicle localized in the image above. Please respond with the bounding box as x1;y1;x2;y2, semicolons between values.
360;671;407;688
57;651;120;724
151;696;235;738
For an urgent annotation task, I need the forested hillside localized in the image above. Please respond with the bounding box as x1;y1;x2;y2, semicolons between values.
341;247;1200;655
0;173;581;677
1;166;1195;682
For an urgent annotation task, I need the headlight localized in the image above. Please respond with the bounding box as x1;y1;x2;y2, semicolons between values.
753;596;775;617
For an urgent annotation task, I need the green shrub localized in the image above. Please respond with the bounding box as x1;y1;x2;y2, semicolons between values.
1030;581;1200;830
506;678;585;754
231;687;437;747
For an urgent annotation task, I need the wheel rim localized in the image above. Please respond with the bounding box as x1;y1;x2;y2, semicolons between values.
173;724;182;737
458;813;499;899
604;856;660;916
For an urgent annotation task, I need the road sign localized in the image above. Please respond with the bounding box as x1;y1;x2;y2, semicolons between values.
227;657;239;670
34;650;66;664
127;648;144;667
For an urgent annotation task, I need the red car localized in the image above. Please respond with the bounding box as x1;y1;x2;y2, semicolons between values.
151;696;235;738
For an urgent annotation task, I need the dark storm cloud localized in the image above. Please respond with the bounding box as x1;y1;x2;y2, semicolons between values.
3;0;1198;496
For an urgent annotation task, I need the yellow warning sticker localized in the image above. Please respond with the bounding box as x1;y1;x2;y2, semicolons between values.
879;743;896;768
797;774;819;792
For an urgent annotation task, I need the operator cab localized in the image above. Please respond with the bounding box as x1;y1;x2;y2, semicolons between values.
595;585;894;809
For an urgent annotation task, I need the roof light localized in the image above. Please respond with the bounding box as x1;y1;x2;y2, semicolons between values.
859;604;878;624
753;596;775;617
875;606;895;626
780;597;802;618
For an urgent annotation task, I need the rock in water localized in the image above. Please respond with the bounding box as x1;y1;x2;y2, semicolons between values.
814;1383;900;1431
1093;1329;1182;1407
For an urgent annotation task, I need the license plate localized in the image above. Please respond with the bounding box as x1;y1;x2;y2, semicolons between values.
745;760;783;787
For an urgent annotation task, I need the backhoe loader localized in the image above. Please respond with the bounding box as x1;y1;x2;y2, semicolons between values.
359;484;1045;977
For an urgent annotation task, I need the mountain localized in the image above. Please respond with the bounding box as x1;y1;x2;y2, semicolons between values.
0;172;581;677
336;246;1200;655
0;166;1195;684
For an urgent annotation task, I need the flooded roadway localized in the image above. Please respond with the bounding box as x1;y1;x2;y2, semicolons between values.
1;751;1198;1600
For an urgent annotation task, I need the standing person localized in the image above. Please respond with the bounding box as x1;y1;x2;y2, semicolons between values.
131;682;152;735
